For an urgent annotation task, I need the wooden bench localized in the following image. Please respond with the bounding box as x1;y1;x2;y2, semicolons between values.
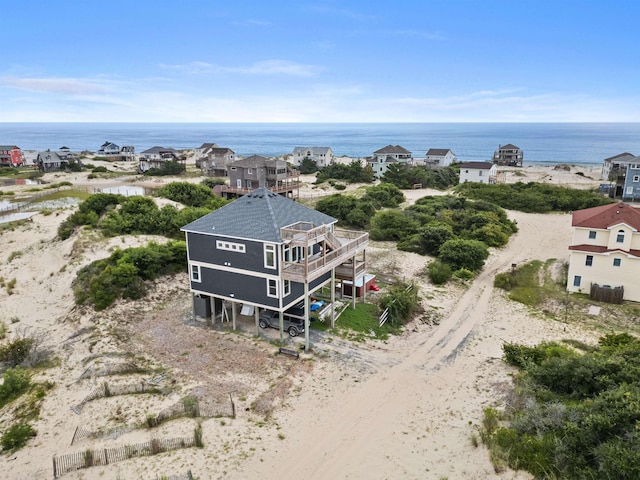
278;347;300;359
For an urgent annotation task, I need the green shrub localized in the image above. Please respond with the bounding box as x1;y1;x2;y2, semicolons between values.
157;182;216;207
438;239;489;271
1;423;36;451
378;282;420;327
0;367;31;407
73;241;187;310
453;268;474;280
144;160;185;176
91;166;108;173
369;210;419;241
200;177;226;188
0;337;35;366
456;182;613;213
427;260;452;285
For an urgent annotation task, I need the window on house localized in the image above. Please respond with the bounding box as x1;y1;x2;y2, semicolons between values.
634;175;640;182
626;187;634;195
216;240;246;253
613;258;621;267
585;255;593;266
479;171;483;176
267;279;278;297
588;231;597;239
283;244;291;262
573;275;582;287
190;264;201;283
264;244;276;269
283;280;291;296
617;230;625;243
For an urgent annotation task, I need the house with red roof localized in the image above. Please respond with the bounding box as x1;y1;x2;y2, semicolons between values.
567;202;640;301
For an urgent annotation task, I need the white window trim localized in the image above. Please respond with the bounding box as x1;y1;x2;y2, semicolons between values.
613;258;621;267
264;244;276;269
216;240;246;253
283;280;291;297
190;264;201;283
267;278;278;298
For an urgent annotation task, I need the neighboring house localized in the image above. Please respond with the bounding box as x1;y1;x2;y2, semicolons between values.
493;144;523;167
567;202;640;302
138;146;180;173
195;142;218;168
458;162;502;184
601;152;636;181
0;145;23;167
201;147;236;177
220;155;300;199
97;142;136;161
97;141;121;157
369;145;412;178
292;147;334;168
36;150;64;171
180;188;369;349
622;165;640;202
425;148;457;168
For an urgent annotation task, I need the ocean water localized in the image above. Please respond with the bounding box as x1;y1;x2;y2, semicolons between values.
2;122;640;166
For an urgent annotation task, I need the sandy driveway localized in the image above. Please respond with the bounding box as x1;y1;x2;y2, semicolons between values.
235;210;574;480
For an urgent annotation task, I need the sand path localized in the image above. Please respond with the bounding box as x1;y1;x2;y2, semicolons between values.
239;210;572;479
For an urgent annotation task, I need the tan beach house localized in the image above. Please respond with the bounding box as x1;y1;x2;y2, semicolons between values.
567;202;640;302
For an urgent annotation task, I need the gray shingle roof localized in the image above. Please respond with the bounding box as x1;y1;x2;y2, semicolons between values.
293;146;332;154
141;146;177;154
497;144;520;150
604;152;635;162
426;148;452;156
181;188;337;243
457;161;494;169
374;145;411;154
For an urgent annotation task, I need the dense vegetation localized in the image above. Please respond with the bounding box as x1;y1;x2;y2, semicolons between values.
456;182;613;213
72;241;187;310
143;160;185;176
156;181;228;208
0;327;55;453
481;333;640;479
58;187;225;240
381;164;459;190
378;282;421;327
315;184;406;228
314;160;375;184
372;196;517;278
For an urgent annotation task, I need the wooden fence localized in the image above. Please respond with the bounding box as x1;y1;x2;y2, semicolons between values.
590;284;624;304
53;436;196;478
72;380;160;414
72;395;235;446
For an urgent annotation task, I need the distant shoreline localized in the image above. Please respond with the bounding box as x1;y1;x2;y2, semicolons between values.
2;122;636;165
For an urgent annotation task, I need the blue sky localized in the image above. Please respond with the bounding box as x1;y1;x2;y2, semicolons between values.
2;0;639;122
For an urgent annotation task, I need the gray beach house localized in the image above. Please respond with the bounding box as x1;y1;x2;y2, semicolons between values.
181;189;369;349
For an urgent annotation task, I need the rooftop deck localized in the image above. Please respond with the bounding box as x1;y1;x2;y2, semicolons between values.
280;222;368;283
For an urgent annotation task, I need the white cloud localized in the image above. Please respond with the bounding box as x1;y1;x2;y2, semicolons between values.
158;62;214;74
220;60;321;77
2;76;112;95
158;60;321;77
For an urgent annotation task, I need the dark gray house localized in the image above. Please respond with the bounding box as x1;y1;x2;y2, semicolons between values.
622;165;640;202
220;155;300;199
181;189;369;349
